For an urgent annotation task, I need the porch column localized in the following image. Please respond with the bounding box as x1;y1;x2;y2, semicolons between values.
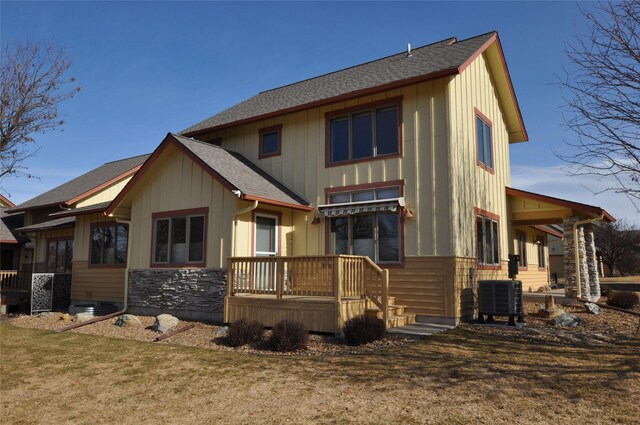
584;226;601;300
562;216;579;298
577;226;590;299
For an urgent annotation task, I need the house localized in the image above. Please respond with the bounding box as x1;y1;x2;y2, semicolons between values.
4;154;148;312
100;31;613;332
6;31;614;330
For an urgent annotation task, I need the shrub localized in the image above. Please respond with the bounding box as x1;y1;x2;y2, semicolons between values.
226;318;264;347
606;291;640;310
269;320;308;352
343;315;386;346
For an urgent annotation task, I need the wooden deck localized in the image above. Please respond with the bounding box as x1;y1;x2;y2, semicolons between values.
225;255;394;333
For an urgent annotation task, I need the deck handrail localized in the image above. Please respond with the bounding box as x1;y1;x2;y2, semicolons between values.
227;255;390;328
0;270;31;292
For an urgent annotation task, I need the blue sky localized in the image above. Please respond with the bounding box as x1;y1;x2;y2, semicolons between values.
1;1;638;225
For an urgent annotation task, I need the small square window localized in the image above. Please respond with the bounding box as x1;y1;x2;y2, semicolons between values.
259;125;282;159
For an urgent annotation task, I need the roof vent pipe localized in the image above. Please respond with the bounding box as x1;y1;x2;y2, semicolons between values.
406;43;412;57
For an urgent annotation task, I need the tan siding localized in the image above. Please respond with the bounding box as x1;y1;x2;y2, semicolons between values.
448;53;511;260
513;226;550;290
71;260;125;302
76;177;132;208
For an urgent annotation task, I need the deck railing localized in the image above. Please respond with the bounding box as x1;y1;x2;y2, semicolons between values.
0;271;32;292
227;255;389;326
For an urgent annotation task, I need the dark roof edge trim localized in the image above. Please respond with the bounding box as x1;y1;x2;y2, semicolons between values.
242;194;314;212
532;225;563;239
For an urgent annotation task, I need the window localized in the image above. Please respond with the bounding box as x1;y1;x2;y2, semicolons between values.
476;213;499;266
91;223;128;266
47;239;73;273
259;125;282;159
328;186;401;263
476;111;493;170
537;237;546;269
328;101;400;164
516;232;527;268
152;210;206;265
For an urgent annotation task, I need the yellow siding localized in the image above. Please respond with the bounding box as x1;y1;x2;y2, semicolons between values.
199;82;453;257
123;144;238;269
448;52;512;259
76;177;133;208
513;226;550;291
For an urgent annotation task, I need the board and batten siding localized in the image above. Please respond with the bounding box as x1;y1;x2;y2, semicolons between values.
513;226;550;291
125;144;237;269
448;52;512;260
198;81;453;257
76;177;133;208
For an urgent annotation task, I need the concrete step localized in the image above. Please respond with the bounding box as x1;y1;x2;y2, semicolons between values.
387;322;454;336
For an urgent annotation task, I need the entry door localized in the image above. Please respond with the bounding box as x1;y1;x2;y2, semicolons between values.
254;214;278;291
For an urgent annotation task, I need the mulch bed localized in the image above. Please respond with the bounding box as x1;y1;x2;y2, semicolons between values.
6;299;639;353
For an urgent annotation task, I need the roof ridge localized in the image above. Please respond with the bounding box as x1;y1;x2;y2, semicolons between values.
258;35;459;95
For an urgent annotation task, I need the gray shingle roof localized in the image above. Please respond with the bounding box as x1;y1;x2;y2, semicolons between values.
182;32;495;134
49;201;112;218
10;154;150;212
1;208;24;242
15;216;75;233
171;134;309;207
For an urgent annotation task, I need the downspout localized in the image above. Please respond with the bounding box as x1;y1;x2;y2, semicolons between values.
231;194;258;258
115;218;132;312
572;214;604;299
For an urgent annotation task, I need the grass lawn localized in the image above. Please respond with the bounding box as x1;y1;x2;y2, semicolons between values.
1;321;638;425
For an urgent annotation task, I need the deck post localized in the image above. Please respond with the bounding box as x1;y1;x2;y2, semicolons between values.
227;259;234;297
382;269;389;329
333;256;342;303
276;258;284;299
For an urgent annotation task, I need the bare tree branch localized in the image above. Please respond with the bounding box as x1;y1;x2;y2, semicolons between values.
557;1;640;207
0;40;80;181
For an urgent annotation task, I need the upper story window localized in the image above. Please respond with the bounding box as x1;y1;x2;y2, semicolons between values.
327;99;401;165
516;232;527;268
476;110;493;171
476;210;500;267
47;238;73;273
152;208;207;266
259;125;282;159
91;223;128;266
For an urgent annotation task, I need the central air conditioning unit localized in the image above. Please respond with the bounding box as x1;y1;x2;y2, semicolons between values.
477;280;524;326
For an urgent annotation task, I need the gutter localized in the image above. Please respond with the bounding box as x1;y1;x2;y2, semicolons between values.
572;214;604;299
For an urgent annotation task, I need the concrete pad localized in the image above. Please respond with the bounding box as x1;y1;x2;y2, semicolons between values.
387;322;454;336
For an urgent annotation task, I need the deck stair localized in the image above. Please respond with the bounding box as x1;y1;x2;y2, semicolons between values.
365;296;416;328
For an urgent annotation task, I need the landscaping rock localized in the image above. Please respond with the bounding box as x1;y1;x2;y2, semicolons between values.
584;302;603;315
114;314;141;327
538;307;566;319
551;313;583;327
60;313;71;321
152;314;179;333
38;312;53;317
215;326;228;337
74;312;94;323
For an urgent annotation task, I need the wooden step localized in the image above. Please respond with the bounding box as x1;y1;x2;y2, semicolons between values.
366;296;397;309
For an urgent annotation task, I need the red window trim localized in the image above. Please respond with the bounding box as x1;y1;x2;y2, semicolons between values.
474;108;495;174
323;180;405;267
325;96;403;168
475;207;501;270
258;124;282;159
89;221;128;269
150;207;209;268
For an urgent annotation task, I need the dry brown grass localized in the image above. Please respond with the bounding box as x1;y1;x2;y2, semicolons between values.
1;320;639;424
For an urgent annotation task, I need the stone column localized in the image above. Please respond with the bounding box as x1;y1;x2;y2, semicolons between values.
577;226;590;299
562;216;579;298
584;227;600;301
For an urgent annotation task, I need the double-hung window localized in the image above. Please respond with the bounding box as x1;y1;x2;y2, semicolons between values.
476;212;500;267
91;223;128;266
328;100;400;164
516;232;527;268
152;209;207;266
47;239;73;273
327;186;402;264
476;110;493;170
537;238;546;269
